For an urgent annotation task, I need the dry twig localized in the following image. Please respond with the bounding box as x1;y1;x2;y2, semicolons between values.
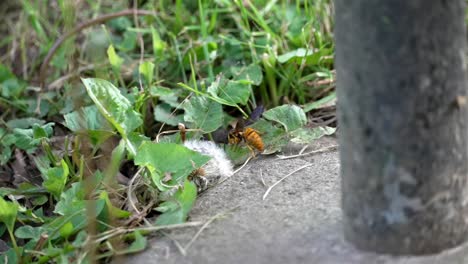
276;145;338;160
262;163;313;200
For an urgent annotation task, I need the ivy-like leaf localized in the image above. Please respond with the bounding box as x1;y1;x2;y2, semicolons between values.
263;104;307;132
135;142;211;185
42;160;69;200
154;103;184;126
290;127;336;144
155;180;197;225
184;96;223;133
234;64;263;85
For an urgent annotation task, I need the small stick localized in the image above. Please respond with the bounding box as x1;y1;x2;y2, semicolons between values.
298;145;309;155
262;163;313;200
155;128;201;143
218;156;252;185
276;145;338;160
259;169;267;187
178;123;186;143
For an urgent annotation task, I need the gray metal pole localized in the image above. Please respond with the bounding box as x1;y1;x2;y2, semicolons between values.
335;0;468;255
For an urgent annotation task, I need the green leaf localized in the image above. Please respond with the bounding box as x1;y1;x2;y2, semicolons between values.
263;105;307;132
43;160;69;200
303;91;336;113
139;61;155;85
290;127;336;144
150;86;179;107
107;44;124;70
218;80;251;105
116;31;137;52
31;195;48;206
135;142;211;184
118;231;147;255
82;78;142;135
0;197;18;233
15;225;43;241
6;118;45;129
234;64;263;85
154;103;184;126
63;105;111;132
183;96;223;133
149;86;173;97
151;26;167;58
81;78;143;155
54;182;85;216
155;180;197;225
99;191;131;219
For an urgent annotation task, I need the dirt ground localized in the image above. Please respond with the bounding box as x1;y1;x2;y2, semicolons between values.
120;136;468;264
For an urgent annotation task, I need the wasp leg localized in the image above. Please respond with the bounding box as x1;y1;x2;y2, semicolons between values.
247;145;256;158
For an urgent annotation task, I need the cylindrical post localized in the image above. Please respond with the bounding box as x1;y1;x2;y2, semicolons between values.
335;0;468;255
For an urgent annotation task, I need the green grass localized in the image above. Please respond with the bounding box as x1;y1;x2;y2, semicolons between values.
0;1;336;263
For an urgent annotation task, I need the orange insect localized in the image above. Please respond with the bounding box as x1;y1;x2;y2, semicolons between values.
228;119;264;157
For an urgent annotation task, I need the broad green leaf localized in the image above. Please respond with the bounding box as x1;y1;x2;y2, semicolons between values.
107;44;124;70
117;231;147;254
224;144;251;166
65;114;111;147
217;80;251;105
184;96;223;133
128;133;150;150
0;196;18;233
15;225;43;241
31;195;48;206
263;105;307;132
234;64;263;85
6;118;45;129
82;78;142;135
54;182;85;216
3;247;20;264
82;78;143;155
9;123;53;152
155;180;197;225
207;76;252;106
290;127;337;144
139;61;155;85
150;86;179;107
149;86;173;97
116;31;137;52
154;103;184;126
63;105;111;132
43;160;69;200
135;142;211;184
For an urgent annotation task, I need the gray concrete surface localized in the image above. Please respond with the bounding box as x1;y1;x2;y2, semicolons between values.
121;137;468;264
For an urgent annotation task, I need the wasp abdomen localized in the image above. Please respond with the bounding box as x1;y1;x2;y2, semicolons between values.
244;128;264;152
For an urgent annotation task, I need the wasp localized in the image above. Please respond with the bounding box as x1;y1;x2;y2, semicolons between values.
228;118;264;157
